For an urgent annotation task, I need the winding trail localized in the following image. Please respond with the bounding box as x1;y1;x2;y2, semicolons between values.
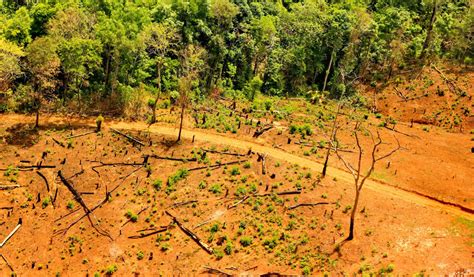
113;122;473;220
1;114;473;220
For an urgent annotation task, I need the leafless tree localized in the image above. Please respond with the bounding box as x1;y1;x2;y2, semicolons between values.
334;123;401;241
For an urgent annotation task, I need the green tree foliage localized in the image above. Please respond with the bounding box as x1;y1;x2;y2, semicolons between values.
0;38;24;91
0;0;471;112
26;37;61;127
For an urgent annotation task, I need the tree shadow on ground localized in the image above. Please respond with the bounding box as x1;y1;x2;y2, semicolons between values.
1;122;94;147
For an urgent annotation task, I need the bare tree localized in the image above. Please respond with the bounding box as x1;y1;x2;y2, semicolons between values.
334;123;400;241
322;93;344;178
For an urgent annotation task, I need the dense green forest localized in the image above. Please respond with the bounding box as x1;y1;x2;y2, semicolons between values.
0;0;472;116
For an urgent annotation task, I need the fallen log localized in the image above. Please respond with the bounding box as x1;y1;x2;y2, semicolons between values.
431;64;465;95
227;195;250;209
128;226;170;239
110;128;145;146
201;148;248;157
0;254;14;272
17;164;56;169
394;87;408;102
253;125;273;138
165;211;213;254
57;171;111;239
54;207;81;222
287;202;332;210
52;138;66;147
255;190;301;197
67;168;85;180
0;218;22;248
53;187;111;239
91;161;144;172
188;159;247;172
56;166;139;236
58;171;91;214
0;184;21;190
147;154;197;162
383;126;420;139
36;171;50;192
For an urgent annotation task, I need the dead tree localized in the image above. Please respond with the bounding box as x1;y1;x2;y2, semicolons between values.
334;124;400;241
322;96;344;178
165;211;213;254
57;171;111;239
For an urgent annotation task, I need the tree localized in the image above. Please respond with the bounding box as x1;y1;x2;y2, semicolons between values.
334;123;400;241
139;22;180;124
209;0;239;27
176;44;205;142
244;76;263;101
26;37;60;128
250;16;277;75
96;15;126;94
3;6;32;46
48;7;101;103
420;0;438;60
321;92;344;178
0;38;24;92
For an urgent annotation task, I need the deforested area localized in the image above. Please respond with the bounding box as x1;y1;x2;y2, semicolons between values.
0;0;473;275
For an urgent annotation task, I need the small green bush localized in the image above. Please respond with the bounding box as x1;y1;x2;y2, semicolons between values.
105;264;118;275
152;179;162;191
42;197;51;209
209;183;222;194
137;251;144;260
240;236;253;247
224;240;233;255
230;166;240;176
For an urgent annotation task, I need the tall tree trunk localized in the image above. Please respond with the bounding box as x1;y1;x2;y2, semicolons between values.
35;107;40;129
322;78;345;177
111;59;120;95
34;94;40;129
104;49;112;94
253;55;260;75
151;63;162;124
420;0;437;60
346;188;360;241
322;50;334;92
177;103;185;142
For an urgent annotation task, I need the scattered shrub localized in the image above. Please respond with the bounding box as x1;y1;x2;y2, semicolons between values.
240;236;253;247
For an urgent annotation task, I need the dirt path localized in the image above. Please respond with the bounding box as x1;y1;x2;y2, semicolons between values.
1;114;473;220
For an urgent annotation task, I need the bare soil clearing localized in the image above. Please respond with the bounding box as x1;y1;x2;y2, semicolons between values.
4;113;471;218
0;114;472;276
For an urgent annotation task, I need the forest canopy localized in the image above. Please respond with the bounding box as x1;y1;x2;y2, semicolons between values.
0;0;472;115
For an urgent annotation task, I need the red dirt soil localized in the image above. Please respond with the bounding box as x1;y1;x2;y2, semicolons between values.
0;114;472;276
